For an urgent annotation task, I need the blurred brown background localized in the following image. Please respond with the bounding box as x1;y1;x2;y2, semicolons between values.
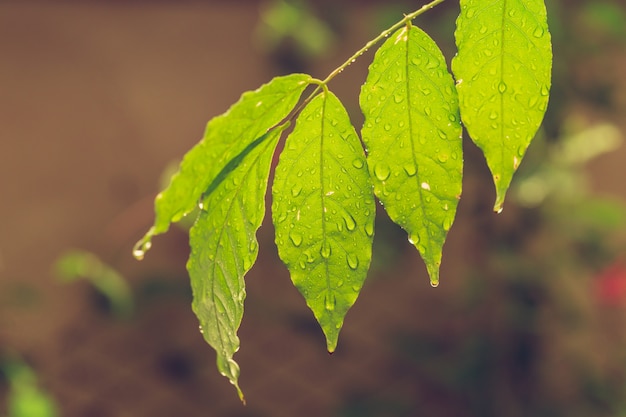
2;1;626;416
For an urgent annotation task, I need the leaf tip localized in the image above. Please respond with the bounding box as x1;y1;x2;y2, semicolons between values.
426;263;440;288
325;335;338;354
132;227;155;260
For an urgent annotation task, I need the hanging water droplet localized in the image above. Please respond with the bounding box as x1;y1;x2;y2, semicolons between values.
403;164;416;176
243;257;252;270
249;240;258;252
374;164;390;181
443;216;453;231
347;253;359;270
320;241;332;259
289;231;303;247
324;293;336;311
343;213;356;231
132;240;151;260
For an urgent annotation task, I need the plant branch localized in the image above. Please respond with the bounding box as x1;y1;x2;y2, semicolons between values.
321;0;450;85
283;0;449;125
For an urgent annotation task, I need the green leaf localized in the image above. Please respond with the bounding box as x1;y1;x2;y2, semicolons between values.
360;24;463;286
188;126;287;402
452;0;552;212
134;74;312;258
272;90;375;352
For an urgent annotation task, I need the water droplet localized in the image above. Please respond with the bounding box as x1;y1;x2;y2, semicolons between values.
243;257;252;270
347;253;359;270
330;119;338;126
289;231;303;247
479;25;488;34
421;88;432;96
437;129;447;139
374;164;390;181
199;325;204;334
384;123;391;131
431;281;439;288
421;182;431;191
489;111;498;120
540;84;550;96
465;7;475;18
132;240;152;260
533;26;544;37
424;107;432;116
249;240;258;252
498;81;507;93
352;159;364;169
437;153;449;163
394;94;404;104
408;233;420;245
443;217;453;231
321;242;332;259
448;114;457;122
364;222;374;237
291;184;302;197
343;213;356;231
403;164;416;176
324;293;336;311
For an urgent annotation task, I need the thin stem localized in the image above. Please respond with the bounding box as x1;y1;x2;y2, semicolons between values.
320;0;450;85
283;0;449;125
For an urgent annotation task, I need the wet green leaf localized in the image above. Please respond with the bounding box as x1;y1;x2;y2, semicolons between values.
188;126;287;402
360;24;463;286
134;74;311;257
452;0;552;212
272;91;375;351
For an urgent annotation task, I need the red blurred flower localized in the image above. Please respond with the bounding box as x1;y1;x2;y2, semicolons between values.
595;262;626;306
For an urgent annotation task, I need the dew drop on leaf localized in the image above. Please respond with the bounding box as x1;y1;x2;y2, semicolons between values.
351;158;364;169
403;164;417;176
364;222;374;237
320;241;332;259
289;231;303;247
374;164;391;181
343;213;357;231
346;253;359;270
498;81;507;93
324;293;336;311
